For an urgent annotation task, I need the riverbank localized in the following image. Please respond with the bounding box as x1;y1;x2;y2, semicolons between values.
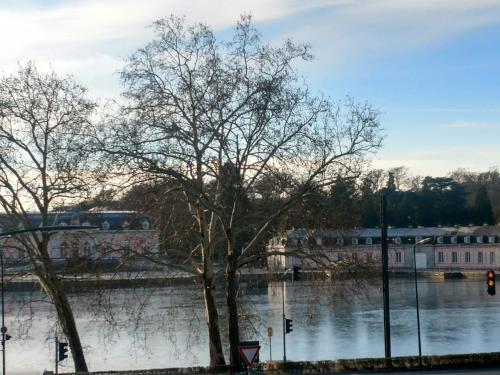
4;268;491;292
50;351;500;374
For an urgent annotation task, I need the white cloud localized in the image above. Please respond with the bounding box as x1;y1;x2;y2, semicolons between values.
374;146;500;176
0;0;338;95
438;121;500;129
2;0;500;97
372;158;500;177
287;0;500;75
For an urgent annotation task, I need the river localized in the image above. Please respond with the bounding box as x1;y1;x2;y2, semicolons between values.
4;277;500;374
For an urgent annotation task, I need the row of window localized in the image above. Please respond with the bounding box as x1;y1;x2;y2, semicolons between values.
437;251;496;264
57;219;152;230
59;239;134;257
280;235;498;247
435;235;495;244
334;251;404;263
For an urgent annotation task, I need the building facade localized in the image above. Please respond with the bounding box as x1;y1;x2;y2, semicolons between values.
267;226;500;271
0;211;159;262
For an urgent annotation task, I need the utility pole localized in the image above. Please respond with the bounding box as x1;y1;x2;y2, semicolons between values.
380;194;391;359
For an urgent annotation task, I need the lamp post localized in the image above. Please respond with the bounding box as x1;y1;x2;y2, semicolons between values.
413;237;432;366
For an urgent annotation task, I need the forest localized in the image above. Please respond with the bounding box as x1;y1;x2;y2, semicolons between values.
81;166;499;235
285;166;499;229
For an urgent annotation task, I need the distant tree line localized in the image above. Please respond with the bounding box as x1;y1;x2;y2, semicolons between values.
82;167;498;248
280;166;498;229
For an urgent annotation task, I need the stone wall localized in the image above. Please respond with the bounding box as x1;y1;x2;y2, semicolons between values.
53;352;500;375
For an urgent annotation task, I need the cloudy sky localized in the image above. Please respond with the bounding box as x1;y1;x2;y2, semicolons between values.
1;0;499;177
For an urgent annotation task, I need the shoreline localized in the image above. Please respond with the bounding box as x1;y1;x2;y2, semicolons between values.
4;268;489;292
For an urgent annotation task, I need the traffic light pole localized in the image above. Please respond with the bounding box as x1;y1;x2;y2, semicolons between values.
282;279;286;362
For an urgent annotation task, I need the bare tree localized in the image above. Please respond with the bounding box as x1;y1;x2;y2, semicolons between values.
102;15;382;368
0;62;96;372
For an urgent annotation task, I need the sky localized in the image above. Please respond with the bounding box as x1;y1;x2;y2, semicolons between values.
1;0;499;177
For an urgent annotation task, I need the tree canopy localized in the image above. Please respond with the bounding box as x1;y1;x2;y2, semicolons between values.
100;15;382;367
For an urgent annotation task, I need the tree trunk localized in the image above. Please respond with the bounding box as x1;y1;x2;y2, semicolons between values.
203;276;226;367
36;239;88;372
226;251;241;369
198;206;225;367
39;274;88;372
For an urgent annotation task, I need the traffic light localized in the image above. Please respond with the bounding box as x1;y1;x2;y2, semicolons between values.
292;265;301;281
487;270;496;296
58;342;69;362
285;318;293;334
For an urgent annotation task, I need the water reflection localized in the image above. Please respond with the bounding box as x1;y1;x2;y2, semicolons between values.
6;278;500;374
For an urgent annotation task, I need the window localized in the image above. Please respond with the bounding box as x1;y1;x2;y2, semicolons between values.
451;236;457;244
452;252;458;263
336;238;344;246
464;236;470;244
465;252;471;263
366;252;373;262
71;240;80;258
395;252;402;263
476;236;483;244
352;238;359;245
83;241;92;257
489;236;496;244
490;252;496;264
365;237;372;245
60;241;68;258
438;252;444;263
98;243;104;256
122;239;131;256
315;237;322;246
478;252;483;264
395;237;402;245
437;236;443;244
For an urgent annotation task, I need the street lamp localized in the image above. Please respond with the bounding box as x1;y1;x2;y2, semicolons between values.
413;237;432;366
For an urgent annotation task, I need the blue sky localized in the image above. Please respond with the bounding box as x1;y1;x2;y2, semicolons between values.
1;0;499;176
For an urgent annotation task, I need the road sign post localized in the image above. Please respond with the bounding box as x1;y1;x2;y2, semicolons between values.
238;341;261;369
267;327;273;361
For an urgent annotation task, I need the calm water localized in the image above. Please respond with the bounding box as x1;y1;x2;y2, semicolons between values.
5;277;500;374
